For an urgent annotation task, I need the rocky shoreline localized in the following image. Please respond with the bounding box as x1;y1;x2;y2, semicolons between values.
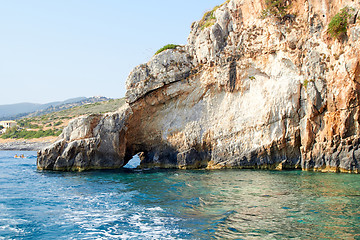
0;139;55;151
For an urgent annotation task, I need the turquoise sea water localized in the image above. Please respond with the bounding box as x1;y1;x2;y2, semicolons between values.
0;151;360;239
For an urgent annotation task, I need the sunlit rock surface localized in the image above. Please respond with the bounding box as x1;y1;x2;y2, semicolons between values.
38;0;360;173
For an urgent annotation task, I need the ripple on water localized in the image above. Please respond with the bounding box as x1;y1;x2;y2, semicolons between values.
0;151;360;239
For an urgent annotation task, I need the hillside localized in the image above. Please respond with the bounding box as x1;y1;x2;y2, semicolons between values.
0;97;86;120
1;98;125;140
0;96;111;120
22;96;111;119
33;98;125;122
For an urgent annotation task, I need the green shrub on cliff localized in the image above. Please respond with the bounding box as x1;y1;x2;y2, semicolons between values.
327;7;352;39
261;0;290;20
199;10;217;30
303;79;309;89
155;44;180;55
199;0;230;30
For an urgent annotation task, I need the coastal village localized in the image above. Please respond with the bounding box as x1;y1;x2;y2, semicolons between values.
0;120;17;134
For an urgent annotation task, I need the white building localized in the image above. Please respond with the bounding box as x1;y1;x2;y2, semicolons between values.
0;120;17;133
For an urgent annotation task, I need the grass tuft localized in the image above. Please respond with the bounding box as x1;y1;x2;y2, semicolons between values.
155;44;180;55
199;0;230;30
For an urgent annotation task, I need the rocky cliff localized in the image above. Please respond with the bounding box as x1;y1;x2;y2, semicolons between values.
38;0;360;173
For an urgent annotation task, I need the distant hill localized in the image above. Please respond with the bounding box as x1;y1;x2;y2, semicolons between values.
37;98;126;121
19;97;125;132
0;103;45;119
1;98;126;140
0;97;109;120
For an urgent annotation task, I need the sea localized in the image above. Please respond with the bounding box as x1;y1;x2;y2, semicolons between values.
0;151;359;239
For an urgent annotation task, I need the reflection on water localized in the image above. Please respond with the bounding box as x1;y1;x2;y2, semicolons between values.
0;151;359;239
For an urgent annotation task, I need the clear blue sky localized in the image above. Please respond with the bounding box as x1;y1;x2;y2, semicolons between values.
0;0;223;105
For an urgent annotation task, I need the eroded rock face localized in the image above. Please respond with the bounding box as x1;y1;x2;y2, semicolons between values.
38;0;360;173
37;105;133;171
125;47;195;103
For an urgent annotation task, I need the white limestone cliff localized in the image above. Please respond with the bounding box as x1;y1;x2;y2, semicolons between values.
38;0;360;173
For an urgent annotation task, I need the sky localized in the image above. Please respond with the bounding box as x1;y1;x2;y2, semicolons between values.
0;0;224;105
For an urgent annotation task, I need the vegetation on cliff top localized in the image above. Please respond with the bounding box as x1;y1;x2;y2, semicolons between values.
199;10;216;30
199;0;230;30
327;7;352;39
155;44;180;55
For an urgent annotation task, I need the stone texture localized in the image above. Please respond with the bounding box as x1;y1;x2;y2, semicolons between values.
125;47;194;103
38;0;360;173
37;105;133;171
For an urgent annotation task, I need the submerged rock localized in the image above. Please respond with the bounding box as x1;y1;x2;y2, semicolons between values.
38;0;360;173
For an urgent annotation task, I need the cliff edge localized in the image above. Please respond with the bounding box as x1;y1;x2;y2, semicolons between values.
38;0;360;173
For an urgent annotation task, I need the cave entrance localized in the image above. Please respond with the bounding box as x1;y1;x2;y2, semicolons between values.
123;154;141;169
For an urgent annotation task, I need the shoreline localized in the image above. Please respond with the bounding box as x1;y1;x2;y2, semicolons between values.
0;137;57;151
